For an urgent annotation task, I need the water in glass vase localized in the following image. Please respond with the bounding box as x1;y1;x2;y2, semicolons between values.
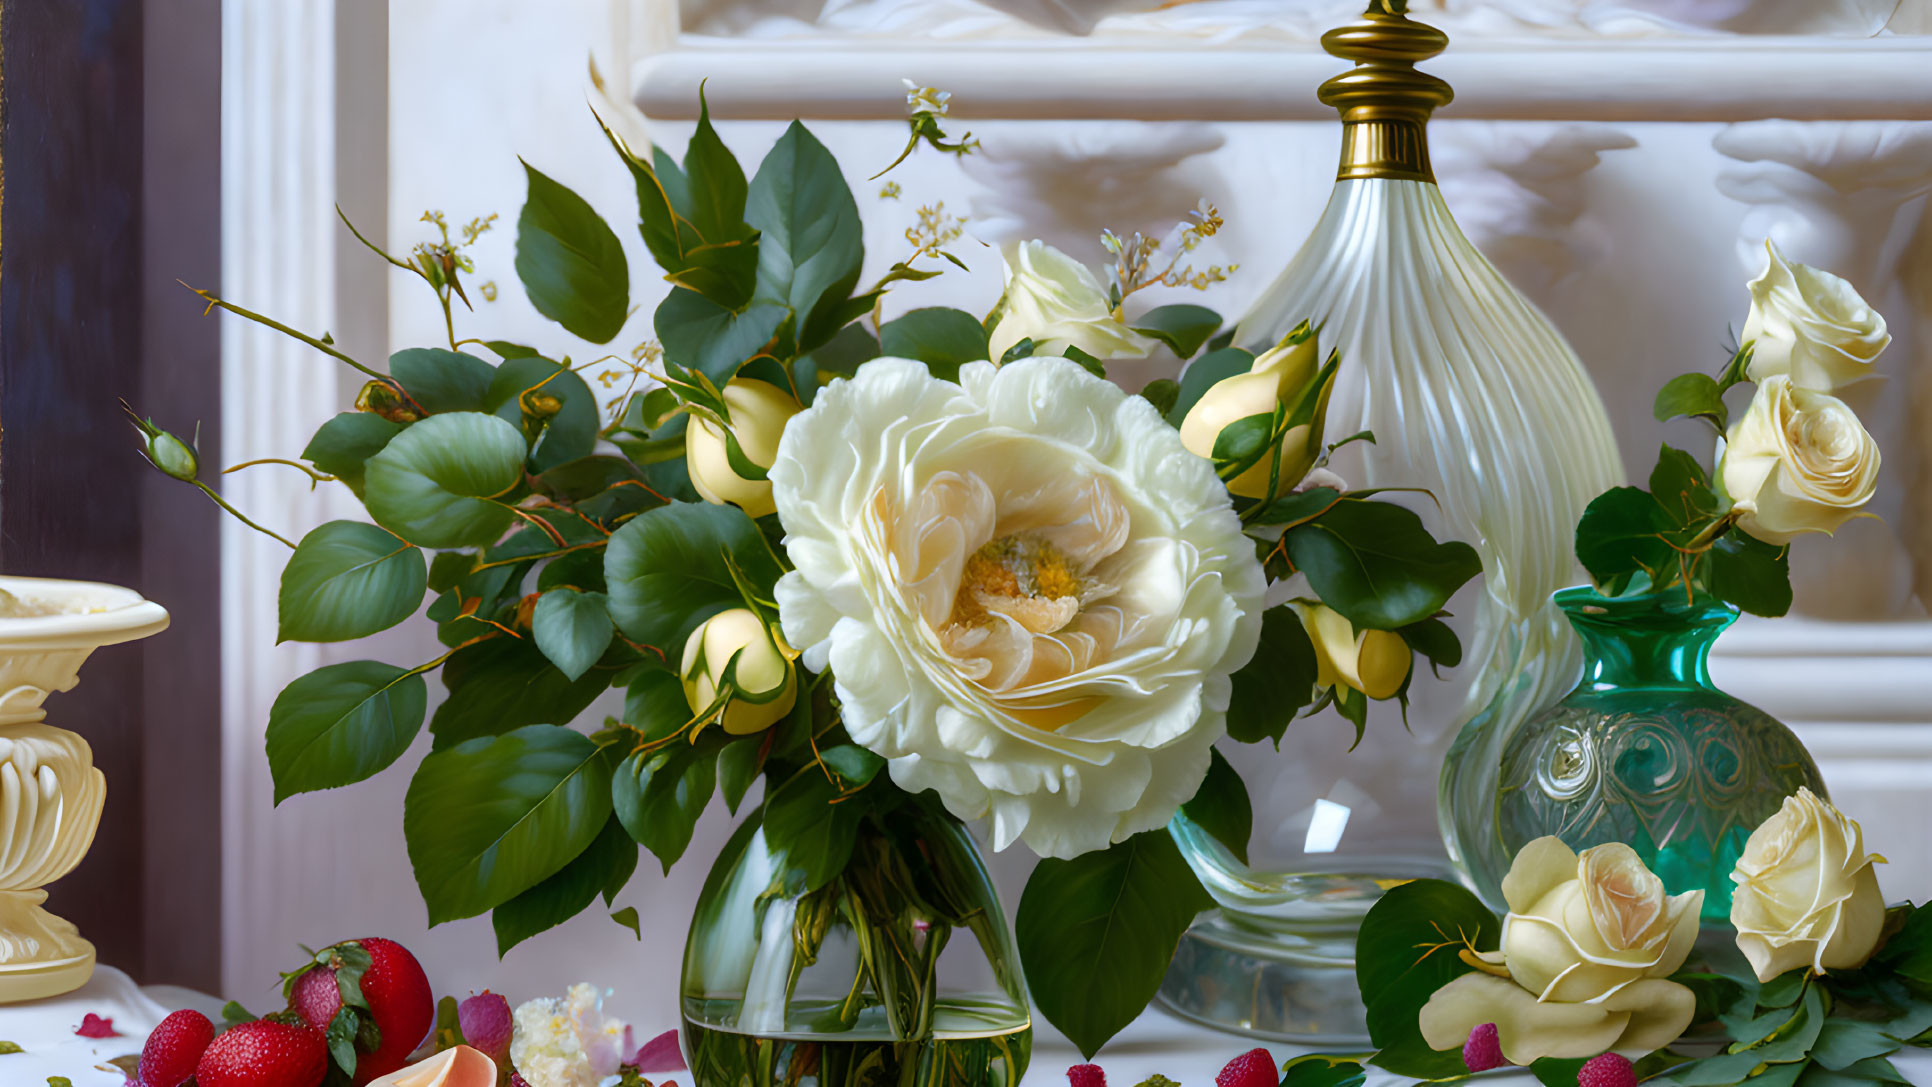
682;996;1031;1087
1485;587;1827;922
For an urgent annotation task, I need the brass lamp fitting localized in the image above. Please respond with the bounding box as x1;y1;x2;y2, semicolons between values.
1319;0;1454;183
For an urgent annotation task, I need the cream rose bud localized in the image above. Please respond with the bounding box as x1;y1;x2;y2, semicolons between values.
680;608;797;735
1742;241;1888;392
1178;331;1331;499
1731;787;1886;983
1720;376;1880;546
1295;602;1410;701
685;377;801;520
1500;838;1703;1004
986;240;1159;365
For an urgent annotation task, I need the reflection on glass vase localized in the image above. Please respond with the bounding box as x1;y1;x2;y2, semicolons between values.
681;799;1031;1087
1464;586;1828;922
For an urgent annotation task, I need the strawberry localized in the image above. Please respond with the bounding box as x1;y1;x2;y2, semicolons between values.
1463;1022;1506;1073
194;1016;328;1087
1578;1053;1636;1087
1068;1064;1106;1087
285;937;434;1084
1216;1048;1278;1087
457;991;513;1067
139;1008;216;1087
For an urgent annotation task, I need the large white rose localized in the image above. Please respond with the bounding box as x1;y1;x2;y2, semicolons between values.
987;240;1160;366
1731;787;1887;983
1420;838;1700;1064
770;356;1266;858
1720;376;1880;546
1741;241;1889;393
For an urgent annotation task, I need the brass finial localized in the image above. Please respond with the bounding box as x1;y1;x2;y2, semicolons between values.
1318;1;1454;183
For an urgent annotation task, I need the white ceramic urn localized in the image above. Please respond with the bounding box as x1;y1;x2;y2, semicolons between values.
0;576;168;1002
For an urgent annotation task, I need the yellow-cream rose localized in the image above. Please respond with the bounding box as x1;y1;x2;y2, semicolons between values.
1178;330;1331;499
1730;787;1886;983
1742;241;1888;393
1420;838;1700;1064
1720;376;1880;546
686;377;801;519
986;240;1159;365
680;607;797;735
1295;602;1410;701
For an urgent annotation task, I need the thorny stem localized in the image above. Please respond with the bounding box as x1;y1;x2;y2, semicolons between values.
183;282;387;382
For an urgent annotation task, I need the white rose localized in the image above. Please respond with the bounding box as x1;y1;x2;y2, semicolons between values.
1178;329;1332;500
770;357;1266;858
686;376;802;519
681;608;798;735
1731;787;1886;983
1741;241;1888;392
987;240;1159;366
1719;376;1880;546
509;984;632;1087
1295;602;1410;701
1420;838;1700;1064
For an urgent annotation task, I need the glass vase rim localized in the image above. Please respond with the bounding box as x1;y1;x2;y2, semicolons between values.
1551;584;1739;627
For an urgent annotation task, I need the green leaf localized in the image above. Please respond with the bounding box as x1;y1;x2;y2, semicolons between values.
1165;347;1253;427
1225;606;1319;745
277;521;425;643
1061;345;1107;377
1180;748;1251;864
613;747;716;873
1287;499;1483;630
1138;379;1180;418
362;412;528;549
302;412;403;492
1574;486;1675;589
655;289;790;387
803;322;880;378
819;744;885;788
746;121;865;351
427;550;475;594
1708;530;1792;618
878;307;989;380
1810;1019;1902;1072
1017;829;1212;1059
1655;371;1728;429
485;356;601;473
266;661;427;804
403;724;614;924
325;1007;359;1075
684;92;752;257
1356;878;1501;1080
604;501;785;655
717;737;766;814
1530;1058;1590;1087
611;906;643;939
514;161;631;344
1131;304;1221;359
1398;616;1462;672
483;340;542;360
1278;1055;1366;1087
1247;485;1344;527
1650;443;1720;527
389;348;496;414
429;636;615;749
532;589;615;682
1879;902;1932;981
762;767;866;896
491;816;638;955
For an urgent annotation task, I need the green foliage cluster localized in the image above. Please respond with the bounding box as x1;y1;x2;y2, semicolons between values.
142;94;1483;1061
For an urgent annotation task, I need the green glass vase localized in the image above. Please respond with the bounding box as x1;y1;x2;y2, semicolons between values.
1475;586;1827;923
681;800;1031;1087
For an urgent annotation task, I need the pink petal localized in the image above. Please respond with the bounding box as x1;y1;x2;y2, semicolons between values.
631;1029;686;1072
75;1013;118;1038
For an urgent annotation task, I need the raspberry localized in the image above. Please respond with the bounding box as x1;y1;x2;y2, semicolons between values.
139;1009;216;1087
1068;1064;1106;1087
510;1074;534;1087
1579;1053;1636;1087
1463;1022;1506;1072
1216;1048;1278;1087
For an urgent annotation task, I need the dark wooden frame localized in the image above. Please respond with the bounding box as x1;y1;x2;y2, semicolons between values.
0;0;223;991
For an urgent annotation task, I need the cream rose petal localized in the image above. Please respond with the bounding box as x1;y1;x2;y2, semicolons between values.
771;356;1265;859
1419;974;1696;1065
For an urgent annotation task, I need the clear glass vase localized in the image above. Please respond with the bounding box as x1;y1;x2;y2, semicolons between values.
681;800;1031;1087
1159;1;1620;1045
1471;586;1828;923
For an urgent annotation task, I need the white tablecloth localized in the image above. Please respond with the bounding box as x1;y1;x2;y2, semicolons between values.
7;970;1930;1085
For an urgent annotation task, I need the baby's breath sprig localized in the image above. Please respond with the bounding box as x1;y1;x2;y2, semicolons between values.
1100;199;1237;317
871;80;980;180
339;207;499;350
906;202;967;262
878;181;903;201
594;339;667;424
